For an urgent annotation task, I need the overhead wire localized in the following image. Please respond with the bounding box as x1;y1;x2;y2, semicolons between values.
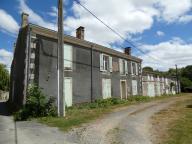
73;0;170;65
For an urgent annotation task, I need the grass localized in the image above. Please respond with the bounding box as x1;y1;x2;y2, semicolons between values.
164;98;192;144
38;93;186;131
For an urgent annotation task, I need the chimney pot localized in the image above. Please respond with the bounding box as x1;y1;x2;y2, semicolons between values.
21;12;29;28
76;26;84;40
124;47;131;55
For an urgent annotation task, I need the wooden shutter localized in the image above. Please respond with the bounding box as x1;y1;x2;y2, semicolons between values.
125;60;128;74
64;77;72;107
135;63;138;75
109;56;112;72
64;44;72;69
131;62;133;75
119;59;123;74
100;54;103;71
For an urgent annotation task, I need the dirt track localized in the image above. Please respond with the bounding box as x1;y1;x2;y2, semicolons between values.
0;96;190;144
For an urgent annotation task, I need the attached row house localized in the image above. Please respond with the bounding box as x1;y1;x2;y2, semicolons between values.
9;13;142;109
142;71;180;97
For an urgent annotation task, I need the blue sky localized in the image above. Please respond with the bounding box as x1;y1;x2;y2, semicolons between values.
0;0;192;71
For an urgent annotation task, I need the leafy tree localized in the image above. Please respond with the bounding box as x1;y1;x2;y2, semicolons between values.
0;63;9;91
180;77;192;92
143;66;153;72
182;65;192;81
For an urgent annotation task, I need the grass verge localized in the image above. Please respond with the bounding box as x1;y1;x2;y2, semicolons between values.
38;93;186;132
151;93;192;144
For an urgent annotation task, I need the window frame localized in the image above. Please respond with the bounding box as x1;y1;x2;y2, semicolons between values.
64;44;73;71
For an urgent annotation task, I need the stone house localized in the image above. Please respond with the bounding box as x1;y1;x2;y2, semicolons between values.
9;13;142;108
142;71;179;97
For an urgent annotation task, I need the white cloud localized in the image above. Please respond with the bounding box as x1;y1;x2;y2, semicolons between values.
0;9;19;35
140;38;192;71
156;31;165;37
0;49;13;70
64;0;192;47
179;15;192;23
18;0;57;30
48;6;58;17
157;0;192;22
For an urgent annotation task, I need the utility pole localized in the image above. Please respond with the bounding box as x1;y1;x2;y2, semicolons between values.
175;64;179;94
57;0;65;116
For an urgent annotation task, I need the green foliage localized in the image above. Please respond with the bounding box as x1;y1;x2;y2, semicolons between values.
127;96;151;102
182;65;192;81
14;85;57;121
0;63;9;91
143;66;153;72
180;77;192;92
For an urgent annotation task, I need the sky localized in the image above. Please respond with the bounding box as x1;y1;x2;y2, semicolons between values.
0;0;192;71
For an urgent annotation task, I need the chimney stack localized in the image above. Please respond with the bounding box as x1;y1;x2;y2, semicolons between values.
21;12;29;28
76;26;84;40
124;47;131;55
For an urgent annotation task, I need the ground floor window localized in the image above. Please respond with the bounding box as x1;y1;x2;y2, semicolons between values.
102;79;111;99
64;77;72;107
132;80;138;96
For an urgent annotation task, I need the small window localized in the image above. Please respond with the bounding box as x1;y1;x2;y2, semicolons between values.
100;54;112;72
119;59;128;75
131;62;138;75
64;44;73;70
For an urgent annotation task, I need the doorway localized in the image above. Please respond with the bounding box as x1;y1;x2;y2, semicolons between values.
120;80;127;99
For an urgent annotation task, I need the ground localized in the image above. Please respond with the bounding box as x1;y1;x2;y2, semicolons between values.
0;94;191;144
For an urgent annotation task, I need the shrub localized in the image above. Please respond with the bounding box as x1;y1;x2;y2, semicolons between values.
14;85;57;121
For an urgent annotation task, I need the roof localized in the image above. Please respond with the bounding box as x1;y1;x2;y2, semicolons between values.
29;24;142;63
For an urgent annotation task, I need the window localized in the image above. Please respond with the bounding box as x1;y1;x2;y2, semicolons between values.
100;54;112;72
102;79;111;99
131;62;138;75
119;59;128;75
64;44;73;70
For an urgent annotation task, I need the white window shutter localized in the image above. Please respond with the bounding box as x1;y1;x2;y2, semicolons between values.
131;62;133;75
100;54;103;71
119;59;122;74
135;63;138;75
64;44;73;69
125;60;128;74
109;56;113;72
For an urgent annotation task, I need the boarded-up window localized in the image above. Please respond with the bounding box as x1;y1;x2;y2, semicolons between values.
102;79;111;99
132;80;138;95
64;44;73;70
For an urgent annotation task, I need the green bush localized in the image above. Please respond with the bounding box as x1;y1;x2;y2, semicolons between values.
14;85;57;121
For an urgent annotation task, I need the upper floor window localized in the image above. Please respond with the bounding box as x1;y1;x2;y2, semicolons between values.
100;54;112;72
119;59;128;75
131;62;138;75
64;44;73;70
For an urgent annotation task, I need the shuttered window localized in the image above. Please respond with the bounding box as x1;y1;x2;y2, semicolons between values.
131;62;138;75
102;79;111;99
64;44;73;70
100;54;112;72
119;59;128;75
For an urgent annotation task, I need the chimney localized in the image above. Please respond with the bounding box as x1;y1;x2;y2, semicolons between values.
21;12;29;28
76;26;84;40
124;47;131;55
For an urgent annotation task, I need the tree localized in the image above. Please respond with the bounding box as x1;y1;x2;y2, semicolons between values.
143;66;153;72
0;64;9;91
180;77;192;92
182;65;192;81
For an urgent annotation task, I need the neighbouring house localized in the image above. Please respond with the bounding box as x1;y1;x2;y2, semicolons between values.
9;13;142;109
142;71;180;97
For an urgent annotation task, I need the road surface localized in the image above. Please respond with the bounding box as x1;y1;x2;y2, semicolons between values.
0;96;188;144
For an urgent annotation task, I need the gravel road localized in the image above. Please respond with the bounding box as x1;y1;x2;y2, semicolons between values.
0;97;184;144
